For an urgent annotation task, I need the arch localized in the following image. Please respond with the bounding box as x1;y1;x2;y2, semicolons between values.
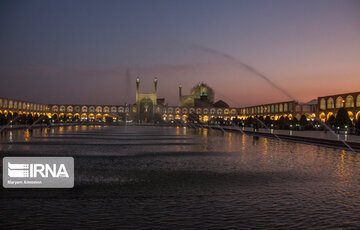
182;114;188;121
345;95;354;108
88;113;95;120
356;111;360;121
327;112;334;119
348;111;354;120
319;98;326;110
336;96;344;108
357;94;360;107
89;106;95;113
203;115;209;122
52;105;59;112
60;105;65;112
279;104;283;112
95;106;102;113
81;106;88;113
81;113;88;120
203;108;209;114
327;97;334;109
67;106;73;112
111;106;117;113
95;113;102;121
74;106;81;113
104;106;110;113
319;112;326;120
182;108;188;114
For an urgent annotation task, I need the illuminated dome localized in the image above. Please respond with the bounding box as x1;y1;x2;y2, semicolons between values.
191;82;215;102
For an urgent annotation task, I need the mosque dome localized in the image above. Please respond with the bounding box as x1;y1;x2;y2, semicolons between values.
191;82;215;102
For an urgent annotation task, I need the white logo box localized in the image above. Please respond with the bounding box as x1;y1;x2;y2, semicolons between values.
3;157;74;188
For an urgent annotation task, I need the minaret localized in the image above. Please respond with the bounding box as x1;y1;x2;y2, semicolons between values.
179;84;182;106
153;77;157;105
136;77;140;104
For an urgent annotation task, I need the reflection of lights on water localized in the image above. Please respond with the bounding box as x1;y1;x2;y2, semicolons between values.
9;131;13;142
263;138;268;155
336;150;351;181
24;129;30;142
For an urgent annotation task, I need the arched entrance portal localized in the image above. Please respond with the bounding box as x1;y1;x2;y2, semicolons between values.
139;97;154;122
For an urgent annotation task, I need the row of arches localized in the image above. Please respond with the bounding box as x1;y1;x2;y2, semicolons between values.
319;111;360;121
319;94;360;110
162;114;235;122
51;105;134;113
240;102;294;115
0;98;47;112
164;107;237;115
0;110;46;117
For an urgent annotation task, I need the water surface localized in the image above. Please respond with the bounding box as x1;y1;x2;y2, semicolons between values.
1;125;359;229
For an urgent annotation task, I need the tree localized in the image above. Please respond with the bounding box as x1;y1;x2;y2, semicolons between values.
245;117;254;127
105;116;113;123
327;115;336;127
334;108;352;128
355;119;360;135
277;116;287;129
264;116;272;127
188;113;200;124
299;115;308;130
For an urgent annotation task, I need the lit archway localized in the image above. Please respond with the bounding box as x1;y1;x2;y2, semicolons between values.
356;111;360;121
95;114;102;121
319;112;326;120
348;111;354;121
203;115;209;122
81;113;87;120
336;96;344;108
88;113;95;120
327;112;334;119
345;95;354;108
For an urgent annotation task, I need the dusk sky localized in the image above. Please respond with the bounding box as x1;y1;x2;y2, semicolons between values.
0;0;359;107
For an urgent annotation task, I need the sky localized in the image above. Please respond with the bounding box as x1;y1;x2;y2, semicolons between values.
0;0;359;107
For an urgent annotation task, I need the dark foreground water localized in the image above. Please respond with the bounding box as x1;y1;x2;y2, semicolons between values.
0;125;359;229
